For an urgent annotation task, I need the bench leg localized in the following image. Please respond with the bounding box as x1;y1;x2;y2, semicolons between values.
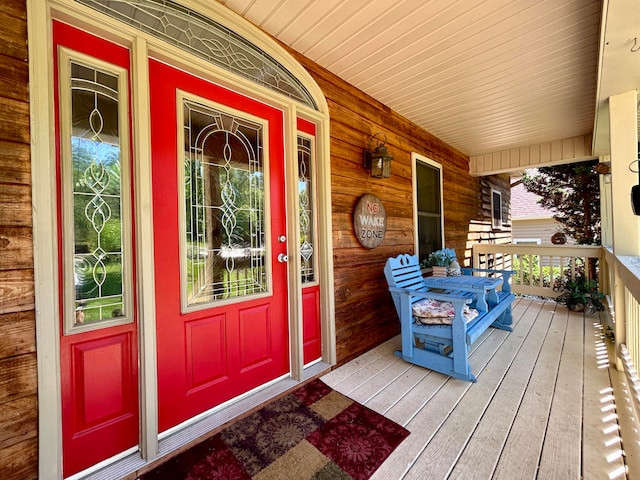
491;305;513;331
452;313;477;382
394;348;477;382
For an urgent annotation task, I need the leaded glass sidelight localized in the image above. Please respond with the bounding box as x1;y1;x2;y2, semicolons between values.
60;51;132;331
298;135;315;283
182;98;267;308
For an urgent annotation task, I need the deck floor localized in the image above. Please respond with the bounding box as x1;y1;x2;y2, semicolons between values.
321;297;628;480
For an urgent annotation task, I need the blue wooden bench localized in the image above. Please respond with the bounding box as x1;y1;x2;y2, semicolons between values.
384;254;515;382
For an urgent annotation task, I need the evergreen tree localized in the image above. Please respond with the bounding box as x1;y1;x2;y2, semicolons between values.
522;160;601;245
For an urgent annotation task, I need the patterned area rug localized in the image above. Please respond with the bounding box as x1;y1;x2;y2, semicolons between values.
141;379;409;480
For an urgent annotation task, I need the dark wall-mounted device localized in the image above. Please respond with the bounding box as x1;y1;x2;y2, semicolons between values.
633;142;640;215
632;182;640;215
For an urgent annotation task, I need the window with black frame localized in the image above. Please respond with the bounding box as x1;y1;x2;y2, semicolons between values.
415;156;443;266
492;189;503;230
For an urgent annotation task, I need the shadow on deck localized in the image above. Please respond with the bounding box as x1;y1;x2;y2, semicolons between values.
322;297;629;479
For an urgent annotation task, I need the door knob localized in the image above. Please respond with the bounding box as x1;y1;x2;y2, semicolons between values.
278;253;289;263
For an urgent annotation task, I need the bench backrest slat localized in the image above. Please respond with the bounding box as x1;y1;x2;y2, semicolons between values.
384;254;426;316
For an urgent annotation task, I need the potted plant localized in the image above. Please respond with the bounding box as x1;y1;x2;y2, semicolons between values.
422;248;457;276
556;275;605;314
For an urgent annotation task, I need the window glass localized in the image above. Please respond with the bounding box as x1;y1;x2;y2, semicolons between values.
492;190;503;229
297;135;315;283
65;59;131;328
415;159;443;264
182;99;267;307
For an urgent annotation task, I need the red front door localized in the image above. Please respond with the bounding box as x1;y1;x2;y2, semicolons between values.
149;59;290;432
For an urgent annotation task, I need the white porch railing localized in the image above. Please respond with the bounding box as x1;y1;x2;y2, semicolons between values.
472;243;640;427
601;248;640;424
472;244;602;297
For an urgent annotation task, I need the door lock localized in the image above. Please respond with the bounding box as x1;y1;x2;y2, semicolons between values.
278;253;289;263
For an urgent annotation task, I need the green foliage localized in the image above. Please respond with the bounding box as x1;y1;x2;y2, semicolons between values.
522;161;601;245
76;262;123;299
512;255;562;288
556;275;605;314
422;248;457;267
72;138;124;254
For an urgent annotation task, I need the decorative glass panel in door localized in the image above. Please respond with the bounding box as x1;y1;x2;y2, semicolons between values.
67;60;132;330
183;100;267;309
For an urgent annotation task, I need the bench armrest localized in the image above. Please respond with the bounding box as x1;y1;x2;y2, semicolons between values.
388;286;473;306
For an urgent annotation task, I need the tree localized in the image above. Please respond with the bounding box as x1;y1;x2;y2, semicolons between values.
522;160;601;245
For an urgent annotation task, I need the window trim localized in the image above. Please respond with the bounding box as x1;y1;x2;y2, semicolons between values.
412;152;444;260
513;238;541;245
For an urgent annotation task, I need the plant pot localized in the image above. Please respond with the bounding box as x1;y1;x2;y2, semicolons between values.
568;302;585;312
431;266;448;277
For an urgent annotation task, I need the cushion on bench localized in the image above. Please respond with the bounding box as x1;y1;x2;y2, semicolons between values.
412;298;479;325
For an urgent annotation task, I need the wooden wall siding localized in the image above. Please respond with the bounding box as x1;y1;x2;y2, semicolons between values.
287;48;512;365
469;134;595;176
0;0;37;479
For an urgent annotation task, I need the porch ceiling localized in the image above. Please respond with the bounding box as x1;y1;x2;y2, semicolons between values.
219;0;606;160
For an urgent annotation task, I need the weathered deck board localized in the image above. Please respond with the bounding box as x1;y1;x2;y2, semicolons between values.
322;298;628;480
488;305;568;480
582;318;626;479
370;299;536;479
447;299;552;479
401;298;547;479
537;308;584;479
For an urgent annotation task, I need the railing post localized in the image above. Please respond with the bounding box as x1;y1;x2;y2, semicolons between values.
609;90;640;370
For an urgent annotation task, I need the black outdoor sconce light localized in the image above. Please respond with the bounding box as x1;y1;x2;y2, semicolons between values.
364;132;393;178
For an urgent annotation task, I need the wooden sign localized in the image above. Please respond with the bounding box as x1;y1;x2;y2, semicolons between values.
354;194;387;248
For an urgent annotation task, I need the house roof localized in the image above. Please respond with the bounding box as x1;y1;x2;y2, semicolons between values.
511;182;556;220
221;0;638;163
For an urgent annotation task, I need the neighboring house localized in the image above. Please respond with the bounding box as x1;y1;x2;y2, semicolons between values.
510;181;571;245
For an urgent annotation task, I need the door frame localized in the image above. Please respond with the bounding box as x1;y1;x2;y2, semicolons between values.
28;0;334;477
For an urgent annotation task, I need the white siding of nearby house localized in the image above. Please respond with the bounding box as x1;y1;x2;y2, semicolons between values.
510;180;574;245
512;217;560;245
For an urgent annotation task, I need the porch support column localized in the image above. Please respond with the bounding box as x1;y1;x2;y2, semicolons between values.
608;89;639;368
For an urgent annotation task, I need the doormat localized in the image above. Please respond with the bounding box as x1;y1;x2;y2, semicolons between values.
141;379;409;480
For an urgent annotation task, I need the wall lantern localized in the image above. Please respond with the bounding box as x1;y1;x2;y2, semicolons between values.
363;132;393;178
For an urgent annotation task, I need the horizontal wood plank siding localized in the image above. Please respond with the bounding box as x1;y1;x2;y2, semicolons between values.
0;0;37;478
470;134;595;176
287;47;512;365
